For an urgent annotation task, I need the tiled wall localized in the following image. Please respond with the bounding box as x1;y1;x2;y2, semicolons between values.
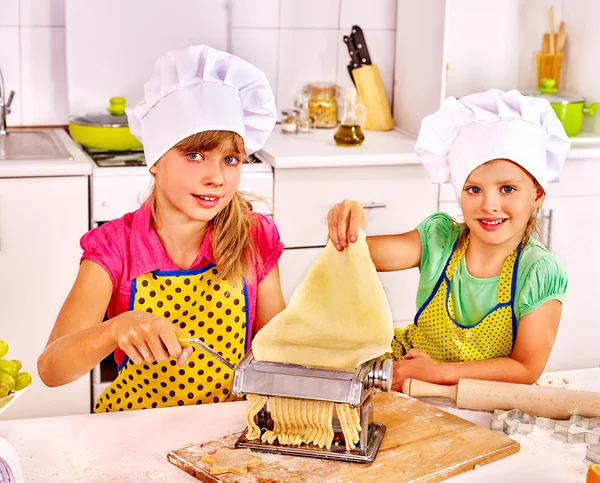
0;0;67;126
0;0;396;128
230;0;397;119
1;0;599;132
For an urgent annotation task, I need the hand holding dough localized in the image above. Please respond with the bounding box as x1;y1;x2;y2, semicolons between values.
252;228;393;370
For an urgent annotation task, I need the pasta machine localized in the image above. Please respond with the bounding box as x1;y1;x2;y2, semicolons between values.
231;350;393;463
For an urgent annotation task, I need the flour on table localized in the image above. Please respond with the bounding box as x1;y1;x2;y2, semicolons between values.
535;374;571;388
144;470;166;480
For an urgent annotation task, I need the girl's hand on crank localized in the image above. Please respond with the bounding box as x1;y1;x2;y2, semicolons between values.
110;311;193;367
391;349;441;391
326;200;368;251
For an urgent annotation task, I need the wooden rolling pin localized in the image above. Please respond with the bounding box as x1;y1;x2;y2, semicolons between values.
402;378;600;419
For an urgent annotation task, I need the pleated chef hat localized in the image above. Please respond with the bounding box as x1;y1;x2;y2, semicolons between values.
415;89;570;199
126;45;277;169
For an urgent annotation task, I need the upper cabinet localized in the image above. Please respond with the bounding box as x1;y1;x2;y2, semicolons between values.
393;0;600;137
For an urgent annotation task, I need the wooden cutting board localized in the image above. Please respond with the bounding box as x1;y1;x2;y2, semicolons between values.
167;391;519;482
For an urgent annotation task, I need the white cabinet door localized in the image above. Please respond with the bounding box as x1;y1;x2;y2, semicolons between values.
0;176;91;419
542;197;600;371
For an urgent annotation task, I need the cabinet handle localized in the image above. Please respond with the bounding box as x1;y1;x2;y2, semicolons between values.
546;208;553;250
361;202;387;209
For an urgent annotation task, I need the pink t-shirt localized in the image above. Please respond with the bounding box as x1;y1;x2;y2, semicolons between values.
80;202;284;337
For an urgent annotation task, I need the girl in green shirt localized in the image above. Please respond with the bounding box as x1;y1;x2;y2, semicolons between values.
327;89;570;390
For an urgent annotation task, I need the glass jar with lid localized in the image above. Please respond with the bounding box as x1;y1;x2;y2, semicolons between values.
306;82;338;128
280;108;299;134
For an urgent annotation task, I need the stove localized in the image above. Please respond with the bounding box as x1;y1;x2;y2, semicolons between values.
85;147;269;171
85;147;146;167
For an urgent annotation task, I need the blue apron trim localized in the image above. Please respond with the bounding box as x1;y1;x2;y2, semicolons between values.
117;356;130;372
153;263;216;277
509;241;523;347
444;274;511;329
443;241;523;337
414;240;459;325
117;277;141;371
242;278;251;353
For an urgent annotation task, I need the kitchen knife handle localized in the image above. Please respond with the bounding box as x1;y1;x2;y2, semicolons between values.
351;25;372;65
343;34;362;68
402;378;458;401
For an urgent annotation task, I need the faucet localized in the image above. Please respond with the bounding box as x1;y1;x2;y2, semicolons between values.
0;66;15;136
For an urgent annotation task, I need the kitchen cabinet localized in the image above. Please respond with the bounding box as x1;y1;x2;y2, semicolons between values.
437;158;600;371
272;164;437;325
0;176;90;419
394;1;550;137
541;196;600;370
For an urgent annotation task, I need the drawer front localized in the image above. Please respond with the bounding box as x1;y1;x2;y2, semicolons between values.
92;175;152;222
274;165;437;248
279;247;420;323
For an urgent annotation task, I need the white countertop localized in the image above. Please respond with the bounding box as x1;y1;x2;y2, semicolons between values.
256;128;419;169
1;368;598;483
257;127;600;169
0;129;93;178
2;126;598;178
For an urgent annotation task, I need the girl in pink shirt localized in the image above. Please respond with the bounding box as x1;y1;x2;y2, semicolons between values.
38;45;284;411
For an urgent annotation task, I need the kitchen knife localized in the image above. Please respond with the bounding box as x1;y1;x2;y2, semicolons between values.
176;331;235;371
351;25;372;65
343;34;362;69
402;378;600;419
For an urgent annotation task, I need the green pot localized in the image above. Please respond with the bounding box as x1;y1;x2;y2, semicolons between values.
69;97;142;151
522;79;600;137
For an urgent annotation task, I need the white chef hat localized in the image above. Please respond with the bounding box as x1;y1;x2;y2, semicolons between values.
126;45;277;169
415;89;570;199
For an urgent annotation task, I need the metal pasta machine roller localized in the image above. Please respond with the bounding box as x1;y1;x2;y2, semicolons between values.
232;350;393;463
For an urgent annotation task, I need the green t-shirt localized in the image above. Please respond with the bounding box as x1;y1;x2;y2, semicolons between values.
415;213;568;327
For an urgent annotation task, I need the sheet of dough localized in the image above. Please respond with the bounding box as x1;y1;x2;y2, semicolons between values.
252;228;393;371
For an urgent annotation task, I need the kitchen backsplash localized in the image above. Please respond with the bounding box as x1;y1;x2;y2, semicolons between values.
1;0;600;129
0;0;396;127
231;0;397;122
0;0;68;126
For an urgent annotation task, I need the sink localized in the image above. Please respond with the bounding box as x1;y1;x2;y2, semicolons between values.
0;130;73;160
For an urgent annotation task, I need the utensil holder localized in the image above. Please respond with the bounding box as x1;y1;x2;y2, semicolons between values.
537;53;563;89
352;64;394;131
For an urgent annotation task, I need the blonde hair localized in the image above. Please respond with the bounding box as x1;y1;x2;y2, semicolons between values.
149;130;261;285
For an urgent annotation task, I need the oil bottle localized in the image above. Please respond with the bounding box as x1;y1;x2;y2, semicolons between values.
334;87;366;147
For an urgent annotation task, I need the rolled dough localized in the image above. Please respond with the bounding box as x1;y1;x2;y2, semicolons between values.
252;229;393;370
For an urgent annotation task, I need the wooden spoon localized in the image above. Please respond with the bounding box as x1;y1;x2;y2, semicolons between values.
557;21;567;52
542;33;550;53
549;6;556;53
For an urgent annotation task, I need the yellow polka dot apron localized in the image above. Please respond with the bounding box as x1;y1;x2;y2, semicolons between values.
94;264;248;412
388;237;523;362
